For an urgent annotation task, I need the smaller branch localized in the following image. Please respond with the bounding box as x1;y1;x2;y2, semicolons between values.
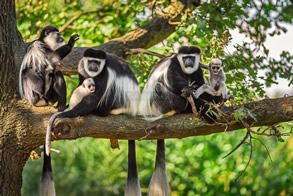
59;12;83;33
127;48;166;59
252;137;272;162
234;136;253;183
249;129;291;137
222;129;250;159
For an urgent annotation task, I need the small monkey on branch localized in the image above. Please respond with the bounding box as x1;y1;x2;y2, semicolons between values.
194;58;234;102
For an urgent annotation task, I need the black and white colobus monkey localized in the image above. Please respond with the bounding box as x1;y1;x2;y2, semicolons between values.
19;25;79;111
139;45;218;122
139;46;221;195
41;78;95;196
44;48;141;195
193;58;234;101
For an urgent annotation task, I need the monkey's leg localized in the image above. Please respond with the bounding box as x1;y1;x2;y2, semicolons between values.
193;84;217;99
22;69;45;105
52;71;67;112
154;82;188;114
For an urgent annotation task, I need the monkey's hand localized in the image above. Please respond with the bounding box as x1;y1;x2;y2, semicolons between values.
181;83;199;98
68;34;80;47
181;87;193;98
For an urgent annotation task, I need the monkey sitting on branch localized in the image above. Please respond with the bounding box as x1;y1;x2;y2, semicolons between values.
193;58;234;103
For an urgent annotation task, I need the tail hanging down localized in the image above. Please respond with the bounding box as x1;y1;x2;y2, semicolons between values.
45;112;62;156
40;145;56;196
125;140;141;196
148;139;170;196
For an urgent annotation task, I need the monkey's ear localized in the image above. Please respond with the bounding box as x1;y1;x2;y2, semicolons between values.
82;83;85;88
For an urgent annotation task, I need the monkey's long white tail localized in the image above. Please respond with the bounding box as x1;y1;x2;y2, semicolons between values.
45;112;62;156
148;139;170;196
40;146;56;196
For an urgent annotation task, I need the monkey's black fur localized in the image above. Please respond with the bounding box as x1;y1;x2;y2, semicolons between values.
19;25;79;112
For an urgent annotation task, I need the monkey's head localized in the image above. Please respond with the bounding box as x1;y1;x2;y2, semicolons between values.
177;46;201;74
82;78;96;93
209;58;223;75
81;48;107;78
39;25;66;51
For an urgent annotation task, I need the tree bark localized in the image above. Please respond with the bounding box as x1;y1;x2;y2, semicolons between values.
25;96;293;145
0;1;26;195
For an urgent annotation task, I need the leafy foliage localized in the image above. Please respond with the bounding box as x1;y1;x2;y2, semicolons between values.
17;0;293;195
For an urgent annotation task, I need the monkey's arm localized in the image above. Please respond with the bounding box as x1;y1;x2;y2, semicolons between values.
199;62;209;70
49;34;79;64
57;93;99;118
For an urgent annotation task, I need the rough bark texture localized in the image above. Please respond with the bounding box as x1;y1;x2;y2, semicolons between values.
0;1;26;195
27;96;293;144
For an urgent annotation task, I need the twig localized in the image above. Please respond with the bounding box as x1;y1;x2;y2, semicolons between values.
250;129;291;137
187;95;198;118
127;48;166;59
139;126;157;141
234;136;253;183
222;129;250;159
50;148;60;153
252;137;272;162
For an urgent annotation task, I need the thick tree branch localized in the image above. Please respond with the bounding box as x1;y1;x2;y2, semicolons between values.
58;0;193;75
22;96;293;149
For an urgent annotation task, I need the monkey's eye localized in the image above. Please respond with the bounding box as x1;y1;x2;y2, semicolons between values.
212;66;219;70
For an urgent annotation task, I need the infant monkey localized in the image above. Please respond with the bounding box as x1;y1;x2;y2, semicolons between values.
67;78;95;110
194;58;233;101
45;78;95;155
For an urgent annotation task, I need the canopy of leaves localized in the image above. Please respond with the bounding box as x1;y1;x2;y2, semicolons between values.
16;0;293;195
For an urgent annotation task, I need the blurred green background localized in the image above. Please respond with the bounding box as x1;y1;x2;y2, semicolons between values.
17;0;293;195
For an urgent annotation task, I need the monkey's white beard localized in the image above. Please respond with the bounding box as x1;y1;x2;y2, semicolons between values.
177;54;200;74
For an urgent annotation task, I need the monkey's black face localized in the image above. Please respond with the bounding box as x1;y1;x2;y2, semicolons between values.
182;56;195;68
88;60;101;72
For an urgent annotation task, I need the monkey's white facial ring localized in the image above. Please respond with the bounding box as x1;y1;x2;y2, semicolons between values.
177;54;200;74
83;57;106;77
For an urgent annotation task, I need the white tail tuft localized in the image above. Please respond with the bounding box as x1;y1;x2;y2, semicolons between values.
148;166;170;196
40;171;56;196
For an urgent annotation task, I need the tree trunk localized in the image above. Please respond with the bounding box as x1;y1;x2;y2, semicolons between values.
0;1;26;195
